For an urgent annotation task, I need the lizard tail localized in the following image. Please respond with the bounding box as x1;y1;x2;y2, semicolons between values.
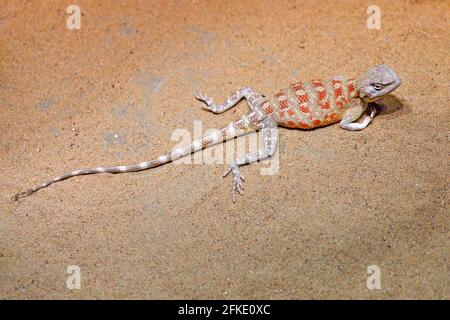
11;159;165;201
12;113;259;201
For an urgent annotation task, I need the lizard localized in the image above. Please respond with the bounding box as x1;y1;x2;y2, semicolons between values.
12;64;401;202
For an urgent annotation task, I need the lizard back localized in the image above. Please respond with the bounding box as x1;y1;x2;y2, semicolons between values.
261;78;360;129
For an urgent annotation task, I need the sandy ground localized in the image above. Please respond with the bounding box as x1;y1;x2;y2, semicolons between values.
0;0;448;299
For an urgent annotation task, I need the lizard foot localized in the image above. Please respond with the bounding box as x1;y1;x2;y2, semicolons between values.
223;162;244;203
10;191;28;202
194;90;215;112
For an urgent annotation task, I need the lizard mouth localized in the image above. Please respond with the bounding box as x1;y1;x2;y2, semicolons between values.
366;95;383;102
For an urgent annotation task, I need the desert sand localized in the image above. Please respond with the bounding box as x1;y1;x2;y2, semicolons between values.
0;0;448;299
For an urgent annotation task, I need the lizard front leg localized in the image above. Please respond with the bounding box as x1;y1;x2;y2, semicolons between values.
195;87;265;114
223;117;278;202
339;101;376;131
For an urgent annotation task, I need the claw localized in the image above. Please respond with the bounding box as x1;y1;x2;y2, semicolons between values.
193;90;203;99
10;191;27;202
194;90;207;102
195;90;215;112
224;163;245;202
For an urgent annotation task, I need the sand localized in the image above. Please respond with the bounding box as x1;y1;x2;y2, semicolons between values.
0;0;448;299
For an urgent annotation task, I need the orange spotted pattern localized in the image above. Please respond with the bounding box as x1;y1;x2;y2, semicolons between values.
266;78;360;129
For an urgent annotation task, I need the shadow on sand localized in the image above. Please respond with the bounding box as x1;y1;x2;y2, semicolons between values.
370;94;410;119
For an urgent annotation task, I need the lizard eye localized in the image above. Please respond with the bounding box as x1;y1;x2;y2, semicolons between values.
373;83;384;90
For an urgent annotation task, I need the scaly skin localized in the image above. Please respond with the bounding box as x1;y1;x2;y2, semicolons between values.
263;78;359;129
12;64;401;202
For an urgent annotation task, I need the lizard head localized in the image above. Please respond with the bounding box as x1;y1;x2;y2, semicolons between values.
358;64;401;102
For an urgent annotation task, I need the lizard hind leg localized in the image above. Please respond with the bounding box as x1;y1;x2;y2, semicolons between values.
223;117;278;202
194;87;265;114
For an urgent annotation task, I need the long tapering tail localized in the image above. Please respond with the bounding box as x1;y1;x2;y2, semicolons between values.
12;113;260;201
